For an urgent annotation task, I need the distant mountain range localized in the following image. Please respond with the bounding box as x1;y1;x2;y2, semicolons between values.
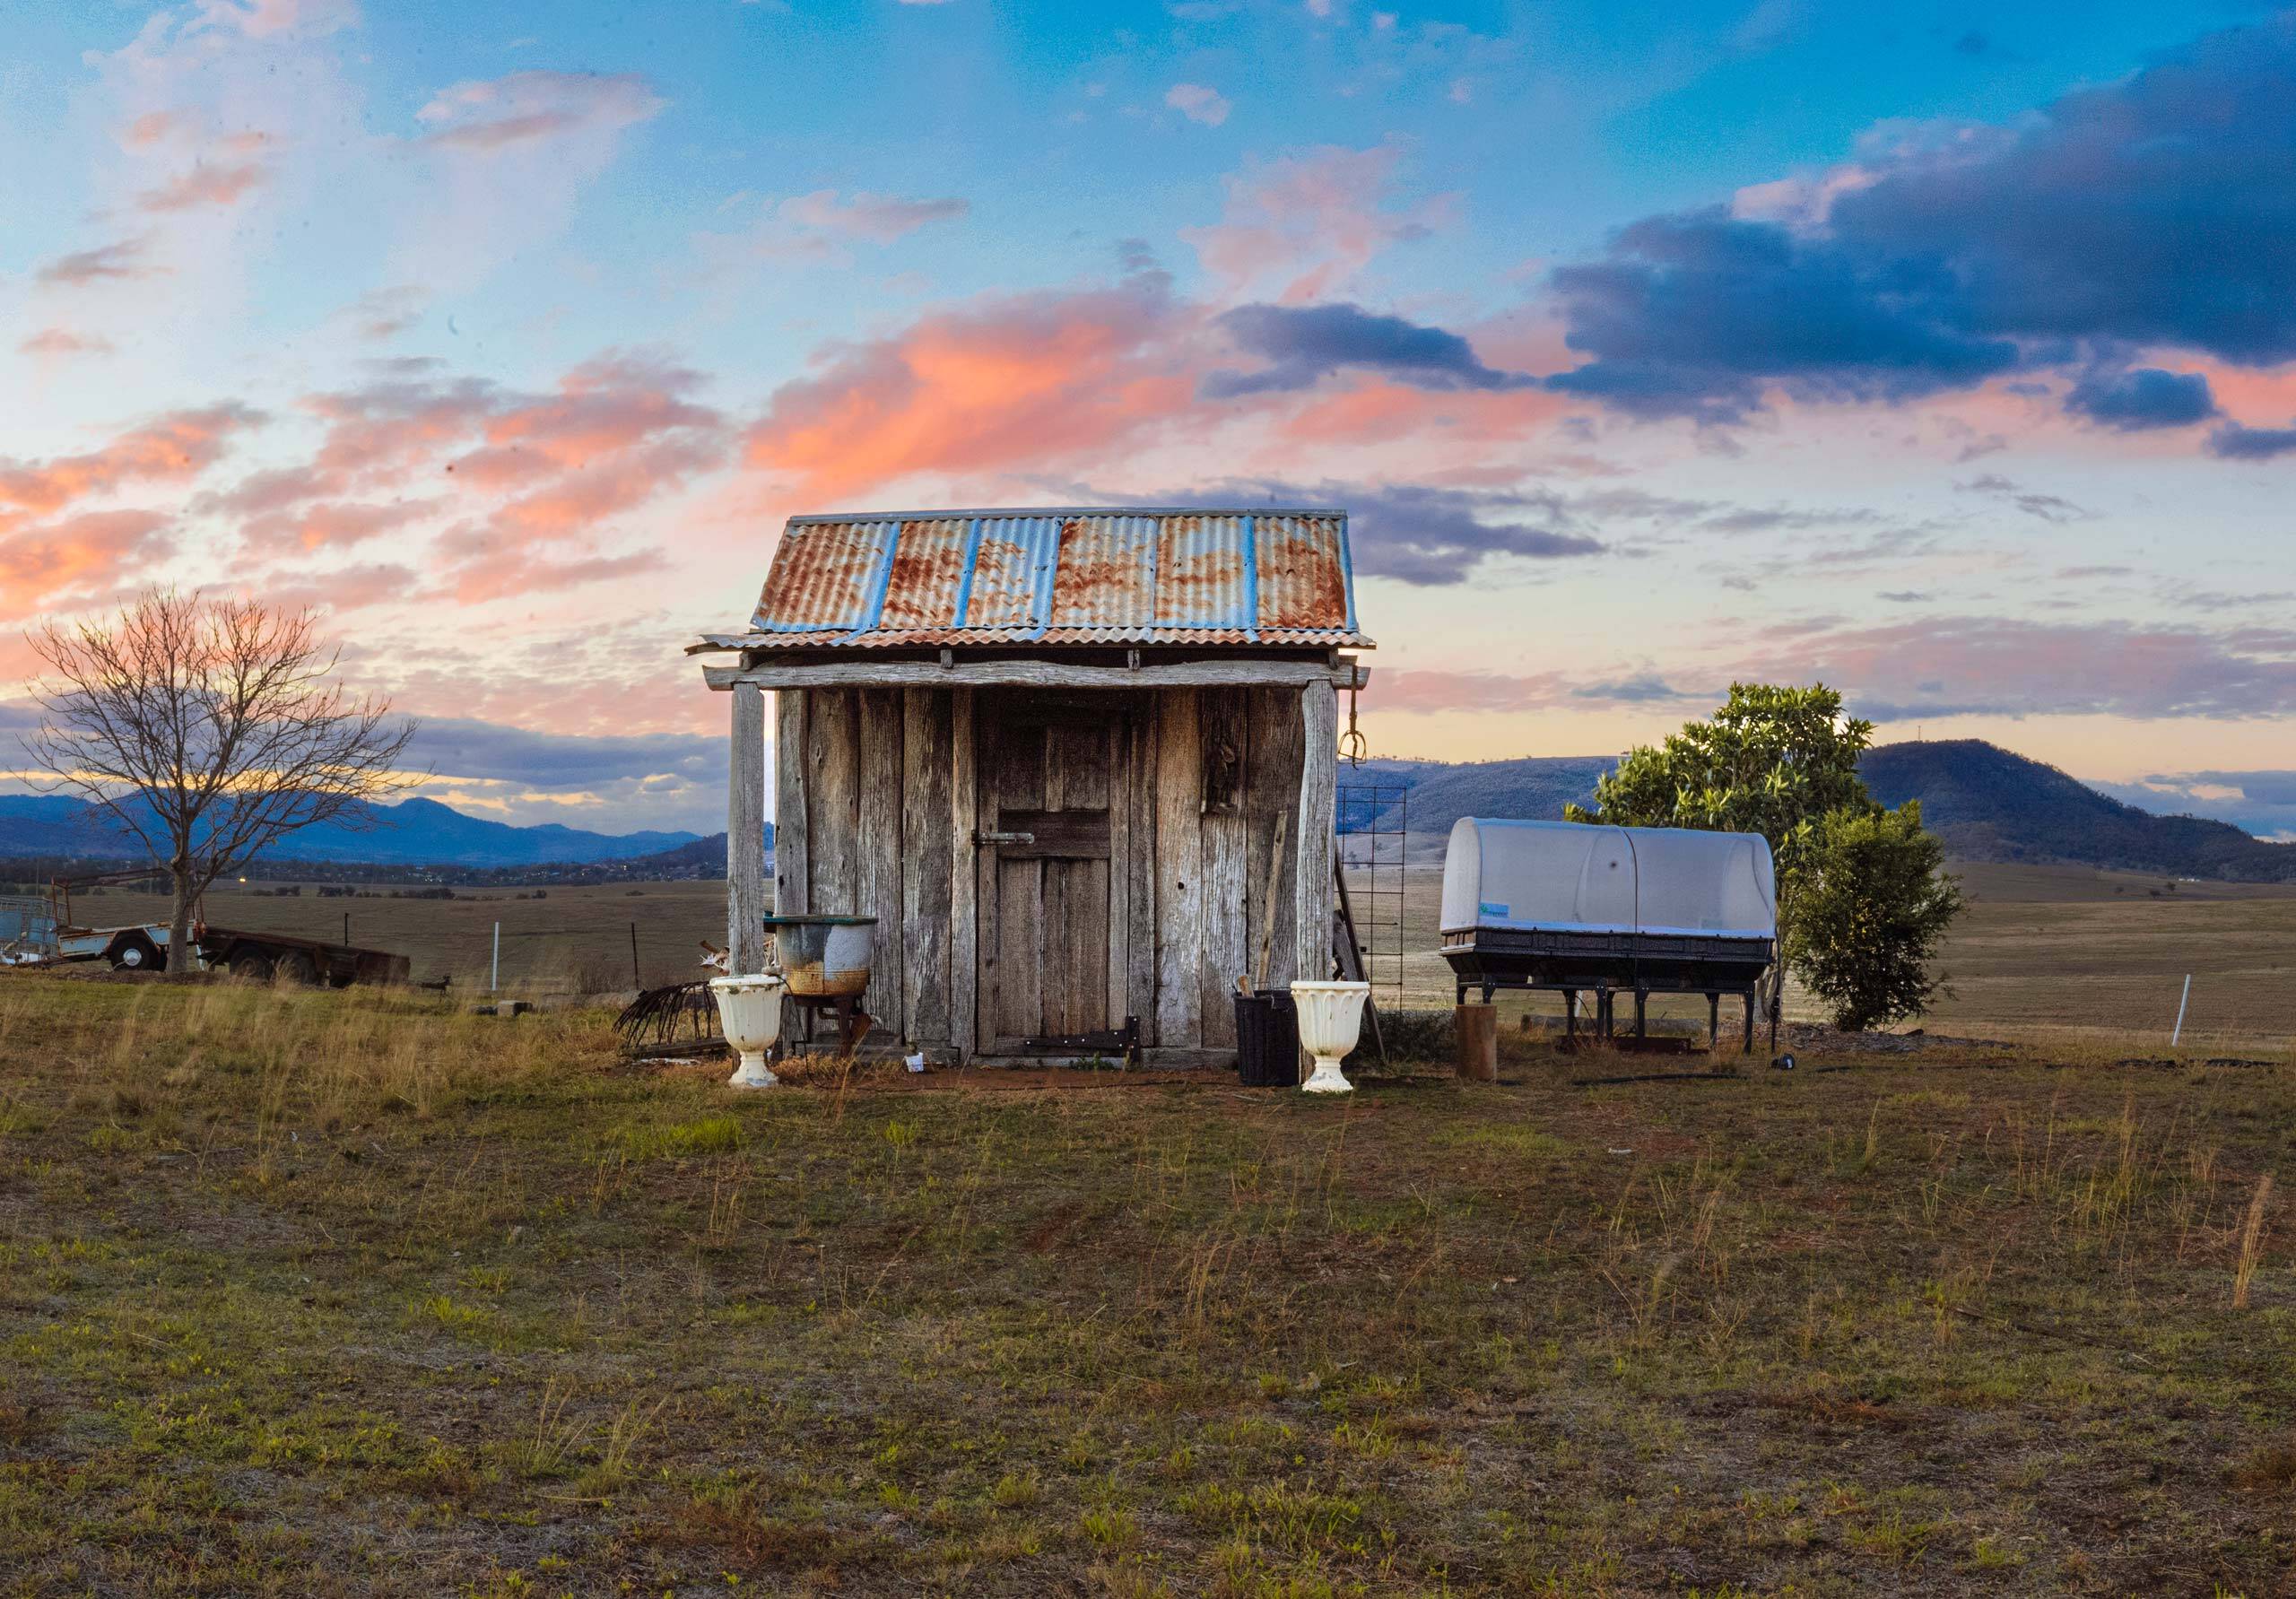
1348;740;2295;883
6;738;2285;882
0;795;703;869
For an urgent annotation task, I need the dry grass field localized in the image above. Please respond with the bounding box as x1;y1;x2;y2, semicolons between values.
61;856;2296;1049
57;880;731;995
4;977;2296;1595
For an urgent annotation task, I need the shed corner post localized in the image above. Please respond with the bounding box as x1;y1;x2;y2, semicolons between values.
727;681;769;977
1293;678;1337;986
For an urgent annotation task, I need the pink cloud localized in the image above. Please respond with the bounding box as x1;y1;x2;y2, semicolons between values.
743;275;1199;501
1376;668;1576;713
35;239;156;288
18;328;115;359
187;354;732;604
1748;616;2296;721
1166;83;1232;127
0;405;262;522
195;0;359;38
137;160;267;212
0;508;174;611
1181;143;1456;304
416;71;664;152
240;499;436;554
778;189;969;244
124;110;178;147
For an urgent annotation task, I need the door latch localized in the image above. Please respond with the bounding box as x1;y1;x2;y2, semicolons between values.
975;830;1035;846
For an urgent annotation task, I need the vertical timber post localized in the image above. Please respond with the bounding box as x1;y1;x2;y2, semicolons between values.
1293;678;1337;987
727;682;769;977
949;687;978;1061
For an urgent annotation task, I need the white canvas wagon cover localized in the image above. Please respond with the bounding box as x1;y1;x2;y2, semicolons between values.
1440;818;1776;941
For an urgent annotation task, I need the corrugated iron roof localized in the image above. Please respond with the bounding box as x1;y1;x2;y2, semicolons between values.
710;507;1370;651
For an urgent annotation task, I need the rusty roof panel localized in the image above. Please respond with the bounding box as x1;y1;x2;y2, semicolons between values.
748;517;891;635
876;517;970;632
1257;513;1353;634
1048;513;1157;631
731;507;1369;649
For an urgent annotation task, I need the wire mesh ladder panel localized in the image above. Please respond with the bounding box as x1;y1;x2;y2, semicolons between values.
1335;783;1406;995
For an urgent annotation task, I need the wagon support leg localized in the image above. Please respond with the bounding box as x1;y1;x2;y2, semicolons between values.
1742;991;1755;1054
1708;992;1720;1050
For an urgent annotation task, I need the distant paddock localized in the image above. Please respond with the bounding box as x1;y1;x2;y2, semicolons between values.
35;858;2296;1047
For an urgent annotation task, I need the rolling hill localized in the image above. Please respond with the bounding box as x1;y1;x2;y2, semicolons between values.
1859;740;2296;882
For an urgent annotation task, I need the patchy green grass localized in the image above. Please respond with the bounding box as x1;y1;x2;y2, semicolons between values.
2;974;2294;1595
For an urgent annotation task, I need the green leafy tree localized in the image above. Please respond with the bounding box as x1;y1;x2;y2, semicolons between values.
1565;682;1961;1029
1787;803;1963;1030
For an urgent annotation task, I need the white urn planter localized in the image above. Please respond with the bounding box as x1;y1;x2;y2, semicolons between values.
1291;979;1370;1095
709;973;787;1089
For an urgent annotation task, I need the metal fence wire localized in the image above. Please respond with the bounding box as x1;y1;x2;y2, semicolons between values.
1335;783;1406;994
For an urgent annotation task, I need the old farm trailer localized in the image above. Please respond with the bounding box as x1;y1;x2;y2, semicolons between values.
1441;817;1779;1050
694;508;1371;1066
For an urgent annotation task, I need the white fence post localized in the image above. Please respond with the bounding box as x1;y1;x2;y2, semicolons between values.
2171;973;2191;1047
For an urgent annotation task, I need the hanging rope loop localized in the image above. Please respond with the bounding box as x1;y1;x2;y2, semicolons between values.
1339;681;1368;768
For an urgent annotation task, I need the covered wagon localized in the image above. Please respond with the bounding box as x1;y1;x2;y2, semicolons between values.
1439;817;1778;1049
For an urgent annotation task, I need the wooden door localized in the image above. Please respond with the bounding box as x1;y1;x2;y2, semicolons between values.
977;696;1119;1049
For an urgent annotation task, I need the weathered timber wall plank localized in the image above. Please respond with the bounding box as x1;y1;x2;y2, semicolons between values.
856;687;904;1033
806;688;861;914
772;690;808;917
950;688;978;1057
1152;689;1204;1047
1124;707;1157;1035
727;682;769;976
1294;679;1337;985
900;688;953;1046
1196;689;1248;1046
1243;686;1302;990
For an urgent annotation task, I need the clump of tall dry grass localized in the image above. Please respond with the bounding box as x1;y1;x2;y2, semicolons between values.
2234;1173;2274;1309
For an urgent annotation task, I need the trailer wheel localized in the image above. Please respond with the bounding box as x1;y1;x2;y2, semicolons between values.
109;934;161;972
228;949;273;981
275;951;319;986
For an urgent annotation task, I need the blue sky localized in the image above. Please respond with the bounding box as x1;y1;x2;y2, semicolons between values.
3;0;2293;839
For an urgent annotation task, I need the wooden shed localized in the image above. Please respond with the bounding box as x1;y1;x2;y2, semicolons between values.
693;508;1371;1065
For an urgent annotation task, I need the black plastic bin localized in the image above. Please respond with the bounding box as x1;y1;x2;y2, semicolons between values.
1233;989;1301;1087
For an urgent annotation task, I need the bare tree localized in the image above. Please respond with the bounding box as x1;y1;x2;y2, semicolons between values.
25;592;417;974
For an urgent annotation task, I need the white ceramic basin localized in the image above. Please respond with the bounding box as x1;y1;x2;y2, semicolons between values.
709;973;786;1088
1291;979;1369;1095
